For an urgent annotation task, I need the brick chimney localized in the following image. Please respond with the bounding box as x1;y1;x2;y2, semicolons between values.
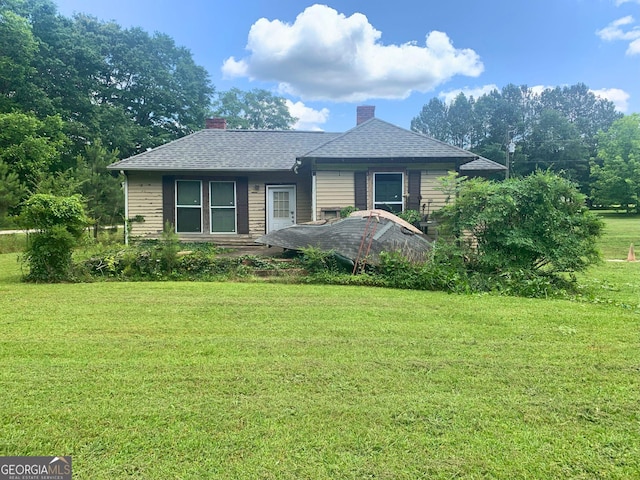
356;106;375;125
206;117;227;129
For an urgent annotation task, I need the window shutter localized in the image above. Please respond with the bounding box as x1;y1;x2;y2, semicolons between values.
408;170;421;211
354;171;367;210
162;176;175;228
236;177;249;234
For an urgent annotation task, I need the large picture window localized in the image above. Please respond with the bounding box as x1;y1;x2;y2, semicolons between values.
176;180;202;232
210;181;236;233
374;172;404;213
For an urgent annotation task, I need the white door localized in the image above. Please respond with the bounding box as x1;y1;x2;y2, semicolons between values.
267;185;296;233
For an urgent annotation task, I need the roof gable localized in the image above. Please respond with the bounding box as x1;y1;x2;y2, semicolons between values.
301;118;480;160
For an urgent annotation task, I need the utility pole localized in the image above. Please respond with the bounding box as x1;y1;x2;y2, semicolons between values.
505;130;515;179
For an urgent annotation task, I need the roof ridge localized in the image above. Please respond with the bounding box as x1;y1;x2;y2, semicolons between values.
219;129;337;134
299;117;484;160
298;117;382;157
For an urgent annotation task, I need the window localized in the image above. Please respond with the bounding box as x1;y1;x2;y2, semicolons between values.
272;190;290;219
210;181;236;233
176;180;202;233
374;172;404;213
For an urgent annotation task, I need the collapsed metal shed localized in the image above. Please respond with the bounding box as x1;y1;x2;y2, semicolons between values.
255;210;431;266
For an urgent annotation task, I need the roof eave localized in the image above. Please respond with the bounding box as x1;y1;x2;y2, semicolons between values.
108;166;296;173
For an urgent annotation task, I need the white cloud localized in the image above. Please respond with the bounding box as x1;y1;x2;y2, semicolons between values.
529;85;555;96
222;4;484;102
439;84;499;104
596;15;640;55
285;100;330;130
589;87;630;112
615;0;640;5
628;38;640;54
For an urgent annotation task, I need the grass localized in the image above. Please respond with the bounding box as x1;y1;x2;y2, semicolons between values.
0;216;639;478
595;211;640;260
0;233;26;254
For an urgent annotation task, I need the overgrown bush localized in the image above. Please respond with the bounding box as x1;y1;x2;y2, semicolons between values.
340;206;358;218
438;170;604;275
377;243;471;293
374;242;580;298
299;247;350;274
156;221;180;273
20;194;89;282
79;245;302;281
396;209;422;225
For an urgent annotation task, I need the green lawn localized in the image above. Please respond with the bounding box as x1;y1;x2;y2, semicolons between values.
1;216;639;479
595;212;640;260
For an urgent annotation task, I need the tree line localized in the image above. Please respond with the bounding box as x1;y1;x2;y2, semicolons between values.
1;0;638;231
411;84;640;211
0;0;296;228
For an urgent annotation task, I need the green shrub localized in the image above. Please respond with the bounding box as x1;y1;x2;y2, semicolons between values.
20;194;89;282
438;171;604;275
396;209;422;225
340;206;358;218
155;221;180;273
23;225;76;282
299;247;350;274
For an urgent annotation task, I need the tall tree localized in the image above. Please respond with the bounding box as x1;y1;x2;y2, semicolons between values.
591;114;640;212
410;97;450;141
213;88;296;129
75;141;124;233
1;0;214;157
411;83;621;196
0;159;25;224
0;112;68;187
447;93;475;149
539;83;621;157
72;14;214;153
0;0;215;222
518;110;589;187
0;8;44;112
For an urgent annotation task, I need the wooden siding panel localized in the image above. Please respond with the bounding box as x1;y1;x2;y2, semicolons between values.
421;170;451;214
127;173;164;238
316;171;355;218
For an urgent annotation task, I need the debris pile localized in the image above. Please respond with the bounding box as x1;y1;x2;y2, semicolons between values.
256;209;431;266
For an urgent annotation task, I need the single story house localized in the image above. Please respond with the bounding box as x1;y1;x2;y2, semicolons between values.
107;106;505;245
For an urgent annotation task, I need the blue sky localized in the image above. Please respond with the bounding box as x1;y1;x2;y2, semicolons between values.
53;0;638;132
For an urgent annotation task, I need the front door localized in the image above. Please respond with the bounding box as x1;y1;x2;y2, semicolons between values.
267;185;296;233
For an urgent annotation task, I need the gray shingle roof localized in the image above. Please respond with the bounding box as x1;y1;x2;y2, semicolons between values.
108;117;505;172
301;118;480;160
459;157;507;171
108;129;339;172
